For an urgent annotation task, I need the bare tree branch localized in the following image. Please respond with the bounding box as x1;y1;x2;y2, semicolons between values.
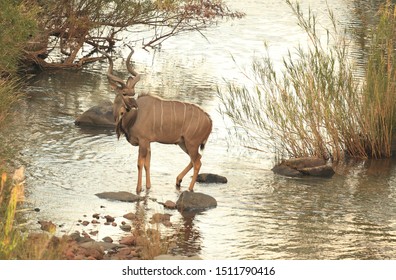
22;0;244;70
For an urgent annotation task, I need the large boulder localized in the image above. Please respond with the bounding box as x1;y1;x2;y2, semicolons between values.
176;191;217;212
75;100;114;128
272;157;335;178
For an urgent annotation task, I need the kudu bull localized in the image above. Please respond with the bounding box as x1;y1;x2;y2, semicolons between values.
99;47;212;193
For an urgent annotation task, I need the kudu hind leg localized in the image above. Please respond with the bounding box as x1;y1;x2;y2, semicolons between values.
177;141;202;192
176;140;192;188
188;153;202;192
176;162;193;188
136;143;150;193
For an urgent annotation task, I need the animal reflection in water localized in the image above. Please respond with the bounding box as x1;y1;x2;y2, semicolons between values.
98;47;212;193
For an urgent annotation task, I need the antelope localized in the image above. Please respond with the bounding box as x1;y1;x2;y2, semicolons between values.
99;47;212;193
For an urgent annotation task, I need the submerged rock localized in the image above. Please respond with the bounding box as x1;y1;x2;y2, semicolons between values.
74;100;114;127
159;200;177;210
95;191;141;202
299;165;335;178
176;191;217;212
197;173;228;184
272;157;335;178
271;164;303;178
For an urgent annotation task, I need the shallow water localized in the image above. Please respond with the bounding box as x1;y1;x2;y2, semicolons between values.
2;0;396;259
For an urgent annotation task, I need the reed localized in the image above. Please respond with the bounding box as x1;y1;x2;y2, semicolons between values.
218;0;396;161
0;171;24;259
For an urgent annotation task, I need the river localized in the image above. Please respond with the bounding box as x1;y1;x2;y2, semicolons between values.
3;0;396;259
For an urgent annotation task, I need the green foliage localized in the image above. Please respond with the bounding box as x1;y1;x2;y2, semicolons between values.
0;0;38;75
0;79;21;124
219;0;396;161
360;2;396;158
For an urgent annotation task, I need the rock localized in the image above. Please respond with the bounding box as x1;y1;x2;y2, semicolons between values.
78;240;118;253
74;100;114;127
123;212;137;220
271;164;303;178
92;213;100;219
95;191;142;202
272;157;335;178
197;173;227;184
105;215;115;223
176;191;217;212
102;236;113;243
38;220;56;233
69;231;92;243
81;221;90;226
283;157;326;170
299;165;335;178
120;235;136;246
120;224;132;232
160;200;177;210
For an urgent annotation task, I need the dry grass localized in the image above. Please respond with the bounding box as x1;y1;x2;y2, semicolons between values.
218;0;396;161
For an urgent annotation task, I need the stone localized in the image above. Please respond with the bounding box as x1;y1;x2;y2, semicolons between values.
197;173;228;184
92;213;100;219
123;212;137;220
38;220;56;233
105;215;115;223
271;164;303;178
95;191;142;202
102;236;113;243
176;191;217;212
74;100;114;127
161;200;176;209
120;224;132;232
283;157;326;170
271;156;335;178
120;235;136;246
299;165;335;178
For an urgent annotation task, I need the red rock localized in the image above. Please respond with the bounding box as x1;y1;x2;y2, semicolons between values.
123;212;136;220
92;213;100;219
105;215;115;222
119;235;136;246
163;200;176;209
